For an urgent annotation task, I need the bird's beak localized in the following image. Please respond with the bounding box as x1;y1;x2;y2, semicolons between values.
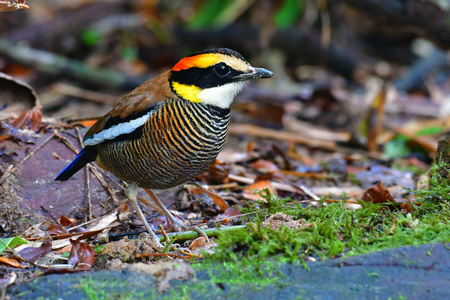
234;67;274;81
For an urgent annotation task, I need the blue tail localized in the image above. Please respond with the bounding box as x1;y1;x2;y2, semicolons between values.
55;147;98;181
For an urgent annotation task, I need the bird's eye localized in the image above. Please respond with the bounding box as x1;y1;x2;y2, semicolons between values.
214;63;231;77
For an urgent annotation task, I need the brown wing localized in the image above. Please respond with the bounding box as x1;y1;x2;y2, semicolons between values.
85;70;175;139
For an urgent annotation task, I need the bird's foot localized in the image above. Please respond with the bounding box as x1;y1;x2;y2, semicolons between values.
127;182;166;252
144;188;209;242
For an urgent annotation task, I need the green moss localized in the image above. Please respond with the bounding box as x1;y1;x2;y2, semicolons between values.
190;163;449;291
414;162;450;211
76;275;149;300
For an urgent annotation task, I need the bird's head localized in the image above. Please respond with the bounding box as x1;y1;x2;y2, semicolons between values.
169;48;274;109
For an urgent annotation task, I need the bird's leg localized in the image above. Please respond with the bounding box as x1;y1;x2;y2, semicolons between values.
126;182;164;250
144;188;209;242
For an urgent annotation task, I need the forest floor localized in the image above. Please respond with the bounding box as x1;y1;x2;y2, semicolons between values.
1;1;450;299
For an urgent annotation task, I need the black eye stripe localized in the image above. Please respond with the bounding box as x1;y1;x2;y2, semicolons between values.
170;64;243;89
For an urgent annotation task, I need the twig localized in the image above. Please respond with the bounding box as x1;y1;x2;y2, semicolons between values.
52;82;119;105
183;182;239;190
40;206;61;226
277;170;335;180
0;131;56;183
88;165;121;204
95;168;126;191
25;226;116;242
228;124;337;151
85;167;92;220
67;218;98;231
179;251;202;258
227;174;297;193
322;199;360;204
0;165;13;181
136;252;191;260
59;116;101;124
201;182;239;189
211;210;269;225
164;225;247;241
76;127;92;220
54;130;78;153
297;185;321;201
159;225;169;243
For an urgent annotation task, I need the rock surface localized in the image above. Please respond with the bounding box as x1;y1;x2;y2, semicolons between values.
8;243;449;299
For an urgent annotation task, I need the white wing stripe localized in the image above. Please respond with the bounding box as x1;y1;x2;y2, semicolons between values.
84;111;152;146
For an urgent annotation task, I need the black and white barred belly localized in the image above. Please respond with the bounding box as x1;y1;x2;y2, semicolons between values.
97;98;230;189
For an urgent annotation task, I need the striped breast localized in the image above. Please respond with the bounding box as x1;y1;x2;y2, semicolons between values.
96;98;230;189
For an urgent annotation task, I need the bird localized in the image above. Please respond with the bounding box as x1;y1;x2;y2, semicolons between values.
55;48;274;249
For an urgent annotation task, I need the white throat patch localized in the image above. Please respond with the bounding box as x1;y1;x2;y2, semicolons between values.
197;82;245;109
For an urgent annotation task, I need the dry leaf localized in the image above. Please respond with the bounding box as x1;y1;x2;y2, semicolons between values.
204;190;228;212
0;0;29;12
20;223;46;239
10;105;42;132
247;141;255;155
0;257;24;268
87;204;131;231
218;207;241;219
18;240;52;263
190;187;229;212
242;180;277;201
41;222;69;236
367;85;387;151
189;237;207;250
0;122;39;143
198;160;230;184
79;120;98;127
59;215;76;227
54;244;72;255
249;159;279;172
286;142;303;160
362;182;395;204
0;71;38;118
68;240;96;269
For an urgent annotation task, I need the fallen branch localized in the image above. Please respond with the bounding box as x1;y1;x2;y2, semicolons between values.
0;38;143;90
229;123;337;151
50;83;120;106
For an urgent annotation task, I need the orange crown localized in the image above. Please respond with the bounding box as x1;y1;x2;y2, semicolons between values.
172;54;221;72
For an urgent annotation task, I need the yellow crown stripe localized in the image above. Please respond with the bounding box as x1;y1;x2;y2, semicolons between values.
172;54;221;71
171;81;202;103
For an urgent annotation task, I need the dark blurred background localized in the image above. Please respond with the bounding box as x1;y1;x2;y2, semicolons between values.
0;0;449;159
